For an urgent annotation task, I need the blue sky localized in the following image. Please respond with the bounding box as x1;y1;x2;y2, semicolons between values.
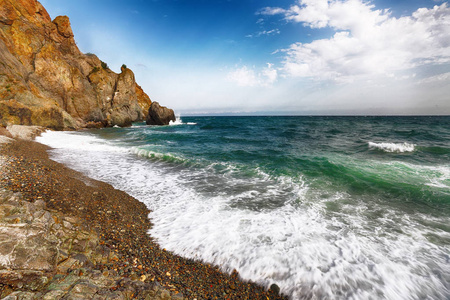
40;0;450;115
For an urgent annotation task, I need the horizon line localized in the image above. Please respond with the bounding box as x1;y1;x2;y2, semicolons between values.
178;113;450;117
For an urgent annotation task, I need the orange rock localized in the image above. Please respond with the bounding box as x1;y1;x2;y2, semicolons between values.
135;83;152;118
0;0;155;129
52;16;73;38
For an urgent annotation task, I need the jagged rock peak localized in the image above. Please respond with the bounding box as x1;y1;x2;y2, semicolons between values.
52;16;74;38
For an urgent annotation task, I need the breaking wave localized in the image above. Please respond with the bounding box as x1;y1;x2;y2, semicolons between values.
368;142;415;153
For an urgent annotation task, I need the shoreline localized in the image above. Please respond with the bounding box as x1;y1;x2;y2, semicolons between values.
0;137;286;299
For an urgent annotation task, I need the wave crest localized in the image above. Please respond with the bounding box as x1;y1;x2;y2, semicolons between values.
368;142;415;153
169;115;197;126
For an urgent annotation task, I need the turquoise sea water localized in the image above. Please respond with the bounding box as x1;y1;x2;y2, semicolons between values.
38;116;450;299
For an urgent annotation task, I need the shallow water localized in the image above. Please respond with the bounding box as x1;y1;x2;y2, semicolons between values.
37;116;450;299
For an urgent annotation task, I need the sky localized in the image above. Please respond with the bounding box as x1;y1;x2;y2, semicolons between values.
39;0;450;115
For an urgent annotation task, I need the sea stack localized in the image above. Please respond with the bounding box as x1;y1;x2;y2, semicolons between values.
146;102;176;125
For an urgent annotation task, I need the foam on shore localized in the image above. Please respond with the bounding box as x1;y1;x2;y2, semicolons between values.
37;130;450;299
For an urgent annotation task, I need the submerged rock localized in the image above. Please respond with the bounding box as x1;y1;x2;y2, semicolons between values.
146;102;176;126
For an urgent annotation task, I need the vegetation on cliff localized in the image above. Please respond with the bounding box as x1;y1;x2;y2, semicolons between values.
0;0;154;129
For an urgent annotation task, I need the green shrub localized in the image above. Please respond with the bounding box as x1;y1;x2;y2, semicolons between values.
101;61;108;69
121;64;127;69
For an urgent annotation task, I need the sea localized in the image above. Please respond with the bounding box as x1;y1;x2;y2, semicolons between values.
36;116;450;300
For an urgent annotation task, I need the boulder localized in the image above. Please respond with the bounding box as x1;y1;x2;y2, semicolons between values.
146;102;176;125
6;125;44;140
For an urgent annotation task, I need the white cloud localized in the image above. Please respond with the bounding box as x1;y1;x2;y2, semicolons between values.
263;1;450;82
246;29;281;38
227;66;258;87
261;63;278;84
227;64;278;87
418;72;450;84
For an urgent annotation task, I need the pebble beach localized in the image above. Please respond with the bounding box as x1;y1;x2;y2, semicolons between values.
0;135;287;300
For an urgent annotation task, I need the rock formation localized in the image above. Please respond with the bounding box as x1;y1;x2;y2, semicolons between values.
146;102;176;125
0;188;183;299
0;0;160;129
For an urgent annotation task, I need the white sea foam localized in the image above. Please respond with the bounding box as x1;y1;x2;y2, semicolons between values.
36;131;128;153
368;141;415;153
169;119;183;126
422;165;450;189
37;130;450;300
169;115;197;126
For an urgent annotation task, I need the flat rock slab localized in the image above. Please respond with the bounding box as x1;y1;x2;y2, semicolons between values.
6;125;45;141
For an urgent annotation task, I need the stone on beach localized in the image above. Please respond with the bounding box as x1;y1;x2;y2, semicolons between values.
5;125;45;141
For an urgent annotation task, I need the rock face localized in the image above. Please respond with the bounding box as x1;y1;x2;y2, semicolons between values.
146;102;176;126
0;188;183;299
0;0;156;129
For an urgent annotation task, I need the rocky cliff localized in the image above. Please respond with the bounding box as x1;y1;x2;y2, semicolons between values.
0;0;154;129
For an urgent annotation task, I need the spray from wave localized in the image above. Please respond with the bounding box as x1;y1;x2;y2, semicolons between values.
368;142;415;153
169;115;197;126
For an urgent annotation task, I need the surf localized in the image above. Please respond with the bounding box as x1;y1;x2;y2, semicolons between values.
368;141;415;153
36;116;450;299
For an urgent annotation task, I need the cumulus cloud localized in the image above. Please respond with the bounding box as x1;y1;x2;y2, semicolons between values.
262;0;389;30
262;1;450;82
227;64;278;87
